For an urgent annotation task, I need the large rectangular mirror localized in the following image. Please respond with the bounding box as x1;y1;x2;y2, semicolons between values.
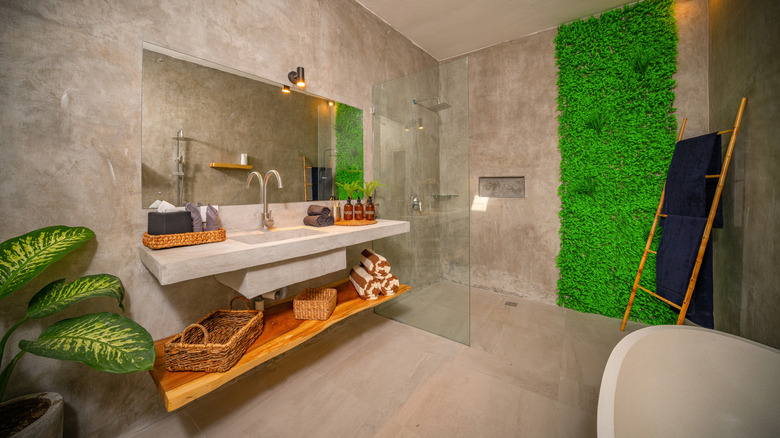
141;43;364;207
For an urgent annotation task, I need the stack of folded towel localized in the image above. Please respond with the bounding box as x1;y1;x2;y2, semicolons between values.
185;202;220;232
349;248;399;300
303;204;334;227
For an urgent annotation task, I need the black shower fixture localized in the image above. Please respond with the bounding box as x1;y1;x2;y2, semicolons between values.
288;67;305;88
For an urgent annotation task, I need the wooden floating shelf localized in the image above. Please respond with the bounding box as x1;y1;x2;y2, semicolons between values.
209;162;253;170
148;279;411;411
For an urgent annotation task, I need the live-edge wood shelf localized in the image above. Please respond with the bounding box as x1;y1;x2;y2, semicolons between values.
209;162;252;170
149;279;411;411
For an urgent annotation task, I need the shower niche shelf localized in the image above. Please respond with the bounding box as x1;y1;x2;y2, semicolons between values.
148;278;411;412
209;162;252;170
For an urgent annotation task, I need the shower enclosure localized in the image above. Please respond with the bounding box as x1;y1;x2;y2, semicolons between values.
372;58;470;345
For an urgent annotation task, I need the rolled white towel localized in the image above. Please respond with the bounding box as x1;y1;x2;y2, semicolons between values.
360;248;392;276
349;265;381;300
376;273;399;296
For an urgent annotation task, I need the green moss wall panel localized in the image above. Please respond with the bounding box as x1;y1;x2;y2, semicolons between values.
555;0;678;324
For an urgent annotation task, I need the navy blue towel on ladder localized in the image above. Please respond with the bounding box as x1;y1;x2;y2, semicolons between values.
656;132;722;328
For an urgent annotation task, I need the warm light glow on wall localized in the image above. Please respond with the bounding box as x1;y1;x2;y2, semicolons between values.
471;195;489;212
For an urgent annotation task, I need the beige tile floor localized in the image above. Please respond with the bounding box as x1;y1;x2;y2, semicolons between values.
126;288;646;438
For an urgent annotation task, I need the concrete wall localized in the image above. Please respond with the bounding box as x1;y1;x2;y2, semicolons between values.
0;1;435;436
466;28;561;302
464;0;710;305
710;0;780;349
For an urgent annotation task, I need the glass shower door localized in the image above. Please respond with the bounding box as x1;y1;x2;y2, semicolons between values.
372;58;470;345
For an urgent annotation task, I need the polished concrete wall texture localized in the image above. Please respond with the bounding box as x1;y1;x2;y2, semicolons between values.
0;0;778;436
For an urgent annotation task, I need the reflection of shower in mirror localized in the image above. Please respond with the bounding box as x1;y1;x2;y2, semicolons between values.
172;129;190;206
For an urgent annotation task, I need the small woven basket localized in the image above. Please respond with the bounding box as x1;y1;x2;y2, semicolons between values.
293;288;337;320
143;228;226;250
164;296;263;373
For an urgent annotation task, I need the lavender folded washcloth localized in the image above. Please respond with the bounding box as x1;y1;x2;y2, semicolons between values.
204;203;219;231
303;215;334;227
185;202;203;232
307;204;331;216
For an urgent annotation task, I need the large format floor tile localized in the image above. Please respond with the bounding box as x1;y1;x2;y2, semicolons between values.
125;287;645;438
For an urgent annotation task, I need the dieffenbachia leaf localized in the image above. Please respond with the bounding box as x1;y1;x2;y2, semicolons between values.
19;312;155;374
27;275;125;319
0;226;94;300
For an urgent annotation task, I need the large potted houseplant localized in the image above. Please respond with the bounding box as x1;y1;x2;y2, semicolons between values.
0;226;155;437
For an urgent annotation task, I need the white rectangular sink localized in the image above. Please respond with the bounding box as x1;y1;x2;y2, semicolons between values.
139;219;410;286
229;227;328;245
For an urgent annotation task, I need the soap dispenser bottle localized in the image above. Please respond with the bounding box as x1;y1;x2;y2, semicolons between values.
365;196;375;221
343;197;354;221
354;197;364;221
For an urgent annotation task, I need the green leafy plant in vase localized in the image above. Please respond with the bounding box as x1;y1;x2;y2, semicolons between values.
360;179;384;200
360;180;384;221
0;226;155;436
337;181;361;201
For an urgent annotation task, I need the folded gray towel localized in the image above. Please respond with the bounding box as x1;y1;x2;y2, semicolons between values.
303;214;334;227
185;202;203;232
307;204;331;216
204;203;219;231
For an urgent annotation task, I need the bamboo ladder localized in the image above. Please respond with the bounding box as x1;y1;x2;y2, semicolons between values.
620;97;747;330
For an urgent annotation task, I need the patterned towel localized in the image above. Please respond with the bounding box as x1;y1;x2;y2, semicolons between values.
349;265;381;300
360;248;391;276
376;273;399;296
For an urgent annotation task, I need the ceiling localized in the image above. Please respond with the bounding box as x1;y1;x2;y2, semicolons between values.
355;0;629;60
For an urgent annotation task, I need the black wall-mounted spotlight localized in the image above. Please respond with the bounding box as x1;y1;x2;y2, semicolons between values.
282;85;291;94
288;67;305;88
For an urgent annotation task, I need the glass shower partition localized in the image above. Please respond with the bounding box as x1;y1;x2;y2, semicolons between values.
372;58;470;345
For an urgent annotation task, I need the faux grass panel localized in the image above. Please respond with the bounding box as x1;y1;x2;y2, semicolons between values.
334;103;364;199
555;0;678;324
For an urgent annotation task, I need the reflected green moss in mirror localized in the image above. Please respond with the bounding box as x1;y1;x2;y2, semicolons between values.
334;103;364;200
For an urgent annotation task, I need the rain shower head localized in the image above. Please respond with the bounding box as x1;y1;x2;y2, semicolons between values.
412;96;451;112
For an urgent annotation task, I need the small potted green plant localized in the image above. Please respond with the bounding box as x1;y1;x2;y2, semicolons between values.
361;179;384;200
0;226;155;437
337;181;362;220
361;180;384;220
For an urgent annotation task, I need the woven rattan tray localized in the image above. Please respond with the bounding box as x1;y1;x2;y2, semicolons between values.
164;296;263;373
143;228;226;250
293;288;337;320
334;219;377;226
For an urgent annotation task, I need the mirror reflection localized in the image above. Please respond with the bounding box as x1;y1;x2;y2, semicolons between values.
141;45;363;207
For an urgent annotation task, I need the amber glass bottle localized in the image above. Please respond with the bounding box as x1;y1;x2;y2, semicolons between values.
354;197;364;221
343;197;354;221
365;197;375;221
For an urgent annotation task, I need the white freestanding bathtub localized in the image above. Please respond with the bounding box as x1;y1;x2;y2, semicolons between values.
598;325;780;438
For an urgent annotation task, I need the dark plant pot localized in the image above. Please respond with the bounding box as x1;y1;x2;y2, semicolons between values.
0;392;63;438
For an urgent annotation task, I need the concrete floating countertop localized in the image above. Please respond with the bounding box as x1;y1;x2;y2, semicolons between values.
139;219;410;285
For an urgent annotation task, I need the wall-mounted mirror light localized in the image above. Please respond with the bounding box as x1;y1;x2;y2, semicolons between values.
288;66;305;88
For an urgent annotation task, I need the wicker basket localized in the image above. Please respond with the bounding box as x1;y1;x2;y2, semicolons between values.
293;288;337;320
164;296;263;372
143;228;226;250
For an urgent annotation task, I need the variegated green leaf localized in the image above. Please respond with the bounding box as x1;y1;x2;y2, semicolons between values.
0;226;94;301
19;312;155;374
27;275;125;319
